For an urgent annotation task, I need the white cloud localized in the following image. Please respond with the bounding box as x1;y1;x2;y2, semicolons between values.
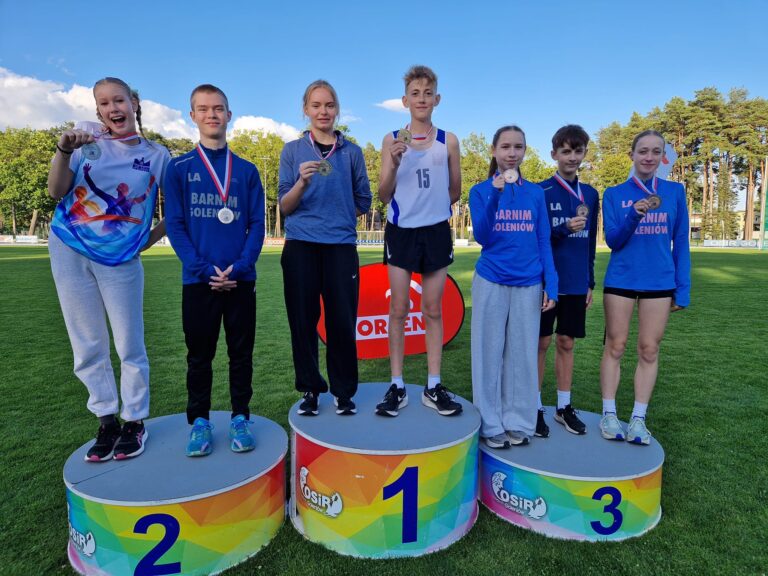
0;66;198;139
339;112;361;124
375;98;407;113
0;67;94;129
231;115;301;142
0;67;298;143
139;101;196;140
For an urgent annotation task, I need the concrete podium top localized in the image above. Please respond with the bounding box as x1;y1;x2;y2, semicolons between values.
289;383;481;454
64;412;287;505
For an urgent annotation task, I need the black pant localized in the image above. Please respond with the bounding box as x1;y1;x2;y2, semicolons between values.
281;240;359;399
182;281;255;424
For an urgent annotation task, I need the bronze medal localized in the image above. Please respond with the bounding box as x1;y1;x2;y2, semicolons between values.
647;194;662;210
503;168;519;184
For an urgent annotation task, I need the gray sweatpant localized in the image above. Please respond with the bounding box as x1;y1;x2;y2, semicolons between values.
471;273;541;439
49;233;150;421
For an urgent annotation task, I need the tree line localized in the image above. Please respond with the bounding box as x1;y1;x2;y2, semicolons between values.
1;86;765;241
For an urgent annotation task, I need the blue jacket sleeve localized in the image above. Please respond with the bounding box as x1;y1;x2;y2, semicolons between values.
469;182;500;247
230;168;266;280
351;147;372;215
163;160;215;282
588;190;599;289
278;144;296;202
672;184;691;307
536;190;558;301
603;187;643;250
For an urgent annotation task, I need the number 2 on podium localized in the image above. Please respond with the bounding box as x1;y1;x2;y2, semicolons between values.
383;466;418;543
133;513;181;576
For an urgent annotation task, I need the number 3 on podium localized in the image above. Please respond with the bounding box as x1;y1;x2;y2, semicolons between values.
383;466;419;543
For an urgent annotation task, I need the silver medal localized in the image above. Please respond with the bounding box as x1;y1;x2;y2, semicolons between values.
218;207;234;224
82;142;101;161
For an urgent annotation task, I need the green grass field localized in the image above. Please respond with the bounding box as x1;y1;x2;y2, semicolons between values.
0;246;766;575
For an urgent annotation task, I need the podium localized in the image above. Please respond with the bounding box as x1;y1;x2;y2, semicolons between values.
479;409;664;541
289;383;480;558
64;412;287;575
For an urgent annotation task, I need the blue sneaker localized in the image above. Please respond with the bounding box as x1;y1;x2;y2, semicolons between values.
600;412;626;441
230;415;255;453
627;417;652;446
186;417;213;457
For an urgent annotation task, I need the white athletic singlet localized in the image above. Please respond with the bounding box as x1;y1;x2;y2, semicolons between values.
387;128;451;228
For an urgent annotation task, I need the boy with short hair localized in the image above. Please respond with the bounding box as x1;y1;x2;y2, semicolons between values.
536;125;599;437
165;84;265;456
376;65;462;417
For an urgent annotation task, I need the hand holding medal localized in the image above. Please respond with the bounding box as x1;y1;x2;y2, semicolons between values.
56;129;96;157
631;175;662;213
306;132;337;177
503;168;519;184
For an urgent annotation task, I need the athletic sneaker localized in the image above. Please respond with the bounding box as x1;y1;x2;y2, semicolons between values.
113;421;147;460
600;413;626;441
85;420;121;462
555;405;587;435
422;384;463;416
484;433;510;449
627;417;652;446
230;415;255;453
186;417;214;457
297;392;319;416
334;397;357;415
375;384;408;417
506;430;530;446
535;409;550;438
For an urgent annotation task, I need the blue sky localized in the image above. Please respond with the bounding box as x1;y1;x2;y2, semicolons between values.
1;0;766;157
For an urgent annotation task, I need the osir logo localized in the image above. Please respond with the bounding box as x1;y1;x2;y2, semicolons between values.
318;263;465;359
491;472;547;520
68;521;96;557
299;466;343;518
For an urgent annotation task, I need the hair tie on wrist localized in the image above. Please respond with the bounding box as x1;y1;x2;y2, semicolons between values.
56;144;73;155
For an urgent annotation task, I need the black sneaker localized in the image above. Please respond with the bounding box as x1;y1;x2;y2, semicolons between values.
85;420;121;462
535;409;550;438
113;421;148;460
375;384;408;417
422;384;463;416
298;392;319;416
334;397;357;415
555;404;587;435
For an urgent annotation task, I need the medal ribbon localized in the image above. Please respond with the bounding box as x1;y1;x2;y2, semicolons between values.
405;123;435;141
630;175;658;197
307;131;338;161
196;144;232;204
553;172;584;203
93;130;140;142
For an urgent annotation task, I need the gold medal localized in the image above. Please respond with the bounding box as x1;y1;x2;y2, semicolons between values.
318;159;332;176
503;168;519;184
396;129;412;144
576;204;589;218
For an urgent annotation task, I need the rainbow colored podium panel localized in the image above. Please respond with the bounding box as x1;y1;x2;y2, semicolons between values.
480;409;664;541
289;383;481;558
64;412;287;576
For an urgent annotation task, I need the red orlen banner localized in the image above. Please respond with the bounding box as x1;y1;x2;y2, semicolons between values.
318;262;465;360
